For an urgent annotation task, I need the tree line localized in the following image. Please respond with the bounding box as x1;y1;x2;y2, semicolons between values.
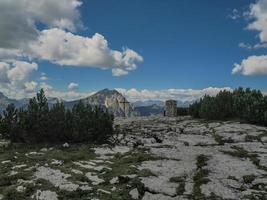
189;87;267;126
0;89;114;144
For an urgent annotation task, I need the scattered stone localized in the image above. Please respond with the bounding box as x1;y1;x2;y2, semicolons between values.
110;177;119;184
16;185;26;193
35;166;79;192
40;148;48;152
12;164;27;169
85;172;104;185
36;190;58;200
79;185;92;191
51;159;63;166
261;136;267;143
62;143;69;148
1;160;11;164
71;169;83;174
0;140;10;148
129;188;139;199
97;189;111;195
10;170;18;176
142;192;181;200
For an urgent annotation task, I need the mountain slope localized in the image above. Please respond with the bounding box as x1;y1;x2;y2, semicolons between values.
133;104;164;116
66;89;133;117
0;92;21;112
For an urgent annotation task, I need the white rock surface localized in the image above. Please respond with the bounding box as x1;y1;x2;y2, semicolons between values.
36;190;58;200
35;166;79;191
129;188;139;199
85;172;105;185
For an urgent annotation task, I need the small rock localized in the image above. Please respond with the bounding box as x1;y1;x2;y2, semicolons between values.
110;177;119;184
62;143;69;148
261;136;267;143
129;188;139;199
97;189;111;195
79;185;92;191
40;148;48;152
1;160;11;164
71;169;83;174
10;170;18;176
16;185;26;193
36;190;58;200
51;159;63;166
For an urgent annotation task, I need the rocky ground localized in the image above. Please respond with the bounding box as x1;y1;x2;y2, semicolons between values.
0;116;267;200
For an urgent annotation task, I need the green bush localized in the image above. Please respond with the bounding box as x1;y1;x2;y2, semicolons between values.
0;89;114;144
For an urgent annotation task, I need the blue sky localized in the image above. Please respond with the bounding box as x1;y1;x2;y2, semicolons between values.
40;0;267;90
0;0;267;101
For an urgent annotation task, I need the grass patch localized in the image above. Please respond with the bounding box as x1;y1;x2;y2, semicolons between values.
222;146;267;172
213;134;225;145
169;176;186;195
191;154;210;200
245;135;261;142
243;175;256;184
196;154;209;169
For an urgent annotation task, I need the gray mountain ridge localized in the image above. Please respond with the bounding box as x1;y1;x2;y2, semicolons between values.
0;89;194;116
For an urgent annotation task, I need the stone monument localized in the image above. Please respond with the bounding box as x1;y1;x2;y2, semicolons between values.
165;100;177;117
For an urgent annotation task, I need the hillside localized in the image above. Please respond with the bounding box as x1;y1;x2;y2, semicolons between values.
0;116;266;199
66;89;133;117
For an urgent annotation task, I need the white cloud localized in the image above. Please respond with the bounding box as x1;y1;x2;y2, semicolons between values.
7;61;38;83
24;81;38;93
40;76;48;81
239;42;267;50
0;0;82;49
28;28;143;76
0;0;143;98
229;9;241;20
0;0;143;100
232;55;267;75
234;0;267;76
40;82;93;101
112;68;129;76
68;82;79;91
247;0;267;43
115;87;233;102
0;61;38;98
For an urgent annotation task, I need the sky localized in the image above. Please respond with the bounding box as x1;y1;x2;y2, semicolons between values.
0;0;267;102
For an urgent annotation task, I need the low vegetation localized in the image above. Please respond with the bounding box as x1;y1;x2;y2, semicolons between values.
189;87;267;126
191;154;210;199
0;89;114;144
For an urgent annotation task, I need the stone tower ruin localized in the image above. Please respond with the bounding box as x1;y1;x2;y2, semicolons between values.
165;100;177;117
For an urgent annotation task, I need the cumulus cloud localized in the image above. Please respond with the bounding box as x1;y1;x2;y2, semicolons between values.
39;72;48;81
247;0;267;43
232;55;267;75
68;82;79;91
0;0;82;49
28;28;143;76
0;61;38;98
40;82;93;101
115;87;233;102
234;0;267;76
24;81;38;93
0;0;144;98
239;42;267;50
229;9;241;20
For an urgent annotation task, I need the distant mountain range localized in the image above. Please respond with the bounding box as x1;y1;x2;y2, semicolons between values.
133;99;193;108
66;89;133;117
0;89;194;116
